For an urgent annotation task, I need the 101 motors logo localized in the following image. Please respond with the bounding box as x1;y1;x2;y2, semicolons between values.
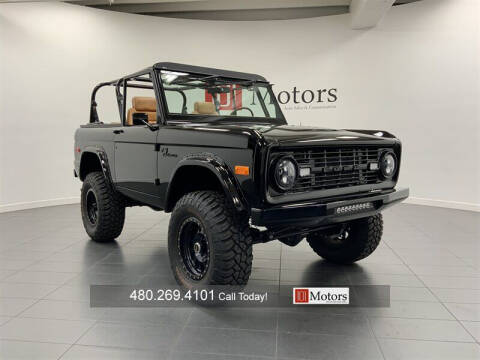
275;86;338;112
293;287;349;305
275;86;337;105
205;85;338;111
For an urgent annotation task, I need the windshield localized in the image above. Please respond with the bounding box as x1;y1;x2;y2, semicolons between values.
158;70;285;123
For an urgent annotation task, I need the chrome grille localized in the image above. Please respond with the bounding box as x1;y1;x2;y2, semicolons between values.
273;146;388;193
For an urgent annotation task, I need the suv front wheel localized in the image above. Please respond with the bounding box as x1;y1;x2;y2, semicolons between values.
306;214;383;264
168;191;253;287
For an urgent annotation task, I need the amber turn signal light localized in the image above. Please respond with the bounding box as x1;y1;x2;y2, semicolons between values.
234;166;249;176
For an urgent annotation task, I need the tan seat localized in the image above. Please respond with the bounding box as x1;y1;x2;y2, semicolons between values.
126;96;157;125
191;101;218;115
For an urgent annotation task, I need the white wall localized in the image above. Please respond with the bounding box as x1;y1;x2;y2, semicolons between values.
0;0;479;212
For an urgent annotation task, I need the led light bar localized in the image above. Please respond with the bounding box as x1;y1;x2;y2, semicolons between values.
335;202;373;215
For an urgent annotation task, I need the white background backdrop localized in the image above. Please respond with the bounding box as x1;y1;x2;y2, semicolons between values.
0;0;479;212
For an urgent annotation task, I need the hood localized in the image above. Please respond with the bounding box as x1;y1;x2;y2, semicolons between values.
249;124;397;146
178;123;398;148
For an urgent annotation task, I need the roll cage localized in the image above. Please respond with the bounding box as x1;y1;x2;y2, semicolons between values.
89;67;160;124
89;63;285;125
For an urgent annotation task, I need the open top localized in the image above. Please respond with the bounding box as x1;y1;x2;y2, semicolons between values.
89;62;284;125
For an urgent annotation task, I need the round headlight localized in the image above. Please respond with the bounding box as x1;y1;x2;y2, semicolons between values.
274;157;297;190
380;152;397;178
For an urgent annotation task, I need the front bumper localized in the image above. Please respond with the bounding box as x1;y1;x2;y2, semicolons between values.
251;187;409;227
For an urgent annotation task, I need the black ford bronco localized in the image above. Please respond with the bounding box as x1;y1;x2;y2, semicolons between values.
74;62;409;287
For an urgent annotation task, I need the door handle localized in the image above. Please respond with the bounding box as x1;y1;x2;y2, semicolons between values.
113;129;124;134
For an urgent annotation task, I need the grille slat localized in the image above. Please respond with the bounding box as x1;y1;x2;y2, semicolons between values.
273;146;388;194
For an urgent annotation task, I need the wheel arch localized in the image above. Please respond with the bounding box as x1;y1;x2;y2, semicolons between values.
79;148;113;185
164;154;248;213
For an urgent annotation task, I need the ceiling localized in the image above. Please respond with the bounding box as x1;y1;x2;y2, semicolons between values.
0;0;423;27
63;0;422;21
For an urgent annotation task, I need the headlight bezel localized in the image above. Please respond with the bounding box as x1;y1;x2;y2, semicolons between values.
379;151;397;179
272;156;298;191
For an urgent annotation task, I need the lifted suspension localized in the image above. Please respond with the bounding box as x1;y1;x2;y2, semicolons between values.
251;223;345;245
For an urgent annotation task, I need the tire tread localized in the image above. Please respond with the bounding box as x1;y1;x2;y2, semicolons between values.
170;191;252;285
306;214;383;264
81;171;125;242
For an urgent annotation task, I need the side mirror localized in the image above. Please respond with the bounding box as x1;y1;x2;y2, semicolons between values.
132;112;148;126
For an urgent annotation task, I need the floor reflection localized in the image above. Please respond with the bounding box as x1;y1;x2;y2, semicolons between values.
0;204;478;359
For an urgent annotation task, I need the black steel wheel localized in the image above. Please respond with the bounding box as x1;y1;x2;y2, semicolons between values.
81;171;125;242
85;189;99;225
168;191;252;287
178;217;210;280
306;214;383;264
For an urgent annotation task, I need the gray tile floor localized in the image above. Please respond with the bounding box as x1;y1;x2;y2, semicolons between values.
0;203;479;359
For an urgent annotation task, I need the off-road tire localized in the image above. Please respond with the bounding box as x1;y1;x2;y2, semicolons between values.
81;171;125;242
168;191;253;287
306;214;383;264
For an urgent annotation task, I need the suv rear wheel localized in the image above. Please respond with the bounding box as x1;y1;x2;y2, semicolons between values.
168;191;252;287
306;214;383;264
81;171;125;242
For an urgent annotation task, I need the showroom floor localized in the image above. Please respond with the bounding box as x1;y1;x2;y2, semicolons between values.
0;203;479;359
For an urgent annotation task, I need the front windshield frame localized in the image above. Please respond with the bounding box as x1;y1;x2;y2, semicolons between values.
155;69;287;125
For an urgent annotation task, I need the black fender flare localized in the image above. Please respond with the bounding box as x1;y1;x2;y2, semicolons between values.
79;147;114;187
165;153;248;213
